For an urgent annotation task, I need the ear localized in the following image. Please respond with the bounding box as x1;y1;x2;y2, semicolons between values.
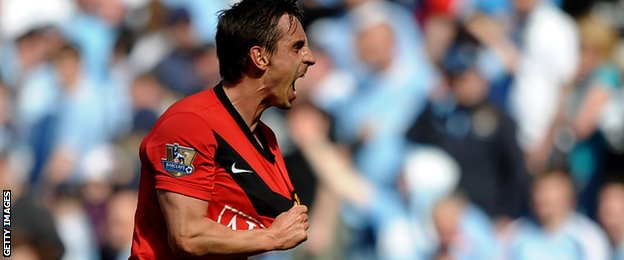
250;46;269;70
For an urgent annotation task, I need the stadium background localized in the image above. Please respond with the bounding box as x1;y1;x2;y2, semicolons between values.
1;0;623;259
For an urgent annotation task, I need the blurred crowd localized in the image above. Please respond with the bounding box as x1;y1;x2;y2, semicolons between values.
1;0;624;259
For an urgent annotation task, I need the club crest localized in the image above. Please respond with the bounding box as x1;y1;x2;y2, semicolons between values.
162;143;197;177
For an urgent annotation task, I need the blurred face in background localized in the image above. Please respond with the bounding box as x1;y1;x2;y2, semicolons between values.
578;42;601;80
532;172;575;229
450;68;488;107
576;16;617;80
356;23;395;73
423;15;458;65
171;17;197;50
194;46;220;87
433;198;463;248
96;0;125;26
131;74;166;111
598;183;624;242
54;47;82;90
17;31;50;71
106;190;138;252
513;0;539;17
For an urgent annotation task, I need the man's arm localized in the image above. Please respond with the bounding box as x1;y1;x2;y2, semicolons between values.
157;190;308;258
287;104;373;209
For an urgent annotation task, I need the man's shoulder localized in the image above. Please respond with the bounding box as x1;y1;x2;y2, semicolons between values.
164;88;220;116
153;88;228;129
141;89;222;148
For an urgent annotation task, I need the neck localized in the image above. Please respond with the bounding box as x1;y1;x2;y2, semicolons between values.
610;226;624;244
63;74;81;93
222;79;268;132
541;212;569;233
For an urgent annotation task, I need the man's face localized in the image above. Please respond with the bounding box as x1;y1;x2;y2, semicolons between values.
451;69;488;107
598;184;624;233
532;173;574;224
514;0;539;16
55;51;81;89
356;23;395;72
264;14;316;109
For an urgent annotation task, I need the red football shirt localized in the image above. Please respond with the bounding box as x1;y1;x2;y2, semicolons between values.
130;84;298;259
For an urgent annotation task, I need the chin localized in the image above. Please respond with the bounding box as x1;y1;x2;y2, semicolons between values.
275;102;293;110
277;97;297;110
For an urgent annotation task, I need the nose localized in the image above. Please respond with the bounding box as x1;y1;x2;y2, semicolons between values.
303;47;316;66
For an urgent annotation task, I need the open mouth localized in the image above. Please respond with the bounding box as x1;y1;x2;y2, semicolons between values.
293;73;306;92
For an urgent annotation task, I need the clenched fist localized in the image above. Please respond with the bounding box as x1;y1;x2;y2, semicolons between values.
267;204;309;250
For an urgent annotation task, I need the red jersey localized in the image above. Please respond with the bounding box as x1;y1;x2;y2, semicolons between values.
130;84;298;259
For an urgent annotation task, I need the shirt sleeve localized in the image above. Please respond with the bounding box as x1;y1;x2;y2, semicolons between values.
592;63;622;91
143;112;217;202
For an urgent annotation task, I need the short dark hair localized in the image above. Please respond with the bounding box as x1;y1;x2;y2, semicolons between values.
216;0;304;83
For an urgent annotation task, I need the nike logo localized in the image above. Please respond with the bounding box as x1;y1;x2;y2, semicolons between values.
231;163;253;174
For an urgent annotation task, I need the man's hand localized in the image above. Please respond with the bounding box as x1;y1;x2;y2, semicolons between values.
157;191;309;258
267;204;309;250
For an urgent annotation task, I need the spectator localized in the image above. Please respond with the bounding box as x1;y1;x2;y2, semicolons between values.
506;0;579;173
430;194;496;260
505;170;611;260
13;190;66;260
43;44;108;185
130;73;176;130
0;81;14;154
193;44;221;88
597;181;624;259
158;0;226;45
101;28;137;140
0;112;64;260
0;28;57;89
52;192;100;260
152;8;206;96
329;12;429;260
3;29;63;184
401;146;461;257
60;0;126;83
406;34;529;223
556;14;622;217
103;189;138;260
80;145;118;257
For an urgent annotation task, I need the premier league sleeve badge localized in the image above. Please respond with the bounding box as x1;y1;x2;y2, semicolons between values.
162;143;198;177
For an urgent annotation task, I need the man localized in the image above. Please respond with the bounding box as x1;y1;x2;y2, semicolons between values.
597;181;624;259
407;36;528;224
505;170;610;259
507;0;579;173
130;0;316;259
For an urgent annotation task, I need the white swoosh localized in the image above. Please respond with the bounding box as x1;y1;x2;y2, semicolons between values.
231;162;253;174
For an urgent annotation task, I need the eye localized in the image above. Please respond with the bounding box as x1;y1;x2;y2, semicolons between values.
293;41;304;52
